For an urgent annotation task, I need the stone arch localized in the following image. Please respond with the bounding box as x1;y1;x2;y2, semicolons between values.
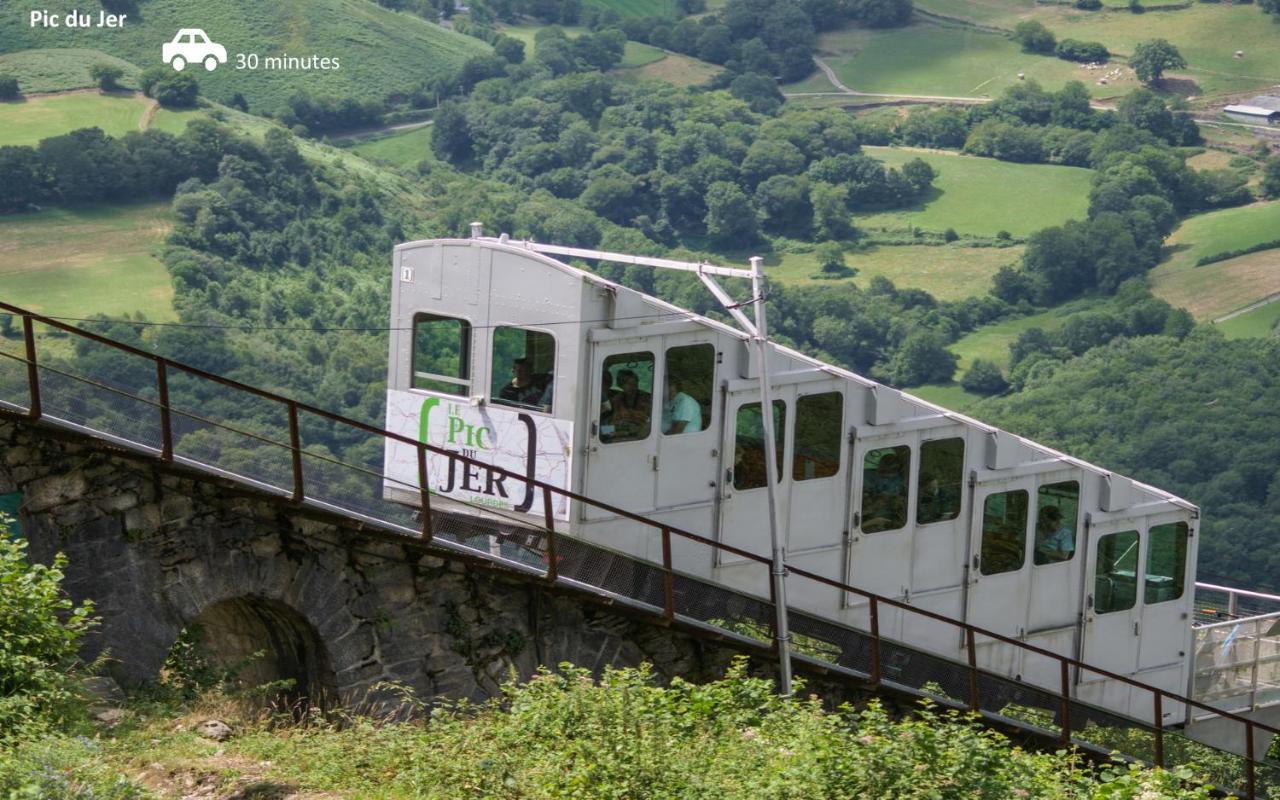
185;595;337;709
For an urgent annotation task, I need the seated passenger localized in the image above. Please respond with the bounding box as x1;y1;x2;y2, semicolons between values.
599;371;619;432
497;358;545;409
536;375;554;413
1034;505;1074;564
661;377;702;434
608;369;651;440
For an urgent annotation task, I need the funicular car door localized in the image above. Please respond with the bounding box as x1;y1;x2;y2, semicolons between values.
1021;468;1088;687
965;471;1036;679
583;337;659;520
844;428;916;642
653;333;720;510
1136;511;1194;710
716;383;791;597
1078;515;1143;715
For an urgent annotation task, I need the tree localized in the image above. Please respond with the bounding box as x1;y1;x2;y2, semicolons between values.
1012;20;1056;54
704;180;757;244
431;103;471;162
89;63;124;91
961;359;1008;395
1263;0;1280;16
877;330;958;386
149;73;200;107
1129;39;1186;85
0;74;19;100
1261;156;1280;199
815;241;852;275
810;181;853;240
900;158;935;196
494;35;526;64
729;73;784;115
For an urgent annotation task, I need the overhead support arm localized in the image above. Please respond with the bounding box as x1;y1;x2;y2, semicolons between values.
697;272;757;337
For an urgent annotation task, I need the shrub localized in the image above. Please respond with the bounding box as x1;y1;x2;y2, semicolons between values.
149;73;200;108
961;359;1009;395
943;227;959;242
0;74;19;100
1055;38;1110;63
1074;0;1102;8
88;64;124;91
1012;20;1056;54
0;530;97;736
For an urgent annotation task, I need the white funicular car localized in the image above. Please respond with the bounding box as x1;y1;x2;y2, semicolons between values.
162;29;227;72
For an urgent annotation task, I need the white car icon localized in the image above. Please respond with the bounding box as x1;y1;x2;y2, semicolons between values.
162;29;227;72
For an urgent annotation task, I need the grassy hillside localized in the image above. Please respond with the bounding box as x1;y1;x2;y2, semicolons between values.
909;0;1280;98
854;147;1093;238
1150;201;1280;319
0;0;488;114
0;48;141;93
0;92;150;146
347;124;436;167
0;203;175;322
584;0;680;16
813;23;1126;99
1216;299;1280;338
768;243;1023;300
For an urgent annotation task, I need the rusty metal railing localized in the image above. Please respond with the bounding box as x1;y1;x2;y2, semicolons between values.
0;301;1277;796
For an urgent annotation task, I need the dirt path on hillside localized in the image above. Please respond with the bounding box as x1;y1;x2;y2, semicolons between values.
139;96;159;130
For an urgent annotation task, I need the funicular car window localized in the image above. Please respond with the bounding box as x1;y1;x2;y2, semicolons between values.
1033;480;1080;566
1145;522;1188;604
491;326;556;413
980;489;1028;575
663;344;714;435
412;313;470;396
599;352;655;443
917;438;963;524
1095;530;1140;614
861;445;910;533
793;392;842;481
734;401;785;491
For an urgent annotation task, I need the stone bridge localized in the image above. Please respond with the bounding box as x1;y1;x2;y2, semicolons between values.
0;412;766;705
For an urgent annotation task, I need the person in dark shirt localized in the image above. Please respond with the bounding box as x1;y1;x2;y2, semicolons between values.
497;358;545;408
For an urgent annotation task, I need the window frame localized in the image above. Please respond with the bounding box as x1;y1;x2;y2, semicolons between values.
598;350;657;444
1144;521;1188;605
915;437;964;526
1032;479;1080;568
410;312;472;397
978;488;1029;576
732;399;787;492
489;324;558;415
860;444;911;534
792;391;843;482
660;342;715;437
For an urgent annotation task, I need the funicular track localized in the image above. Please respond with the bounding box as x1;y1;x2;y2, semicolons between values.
1;301;1278;797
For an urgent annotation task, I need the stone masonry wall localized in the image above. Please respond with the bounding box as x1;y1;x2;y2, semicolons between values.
0;414;755;703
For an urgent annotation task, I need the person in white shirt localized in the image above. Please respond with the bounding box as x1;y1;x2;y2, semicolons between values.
661;377;702;434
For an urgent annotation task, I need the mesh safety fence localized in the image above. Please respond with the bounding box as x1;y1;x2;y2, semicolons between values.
8;310;1280;797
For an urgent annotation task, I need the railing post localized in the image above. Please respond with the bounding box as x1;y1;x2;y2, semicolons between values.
1060;660;1072;745
966;627;980;711
542;486;557;583
1247;720;1256;799
869;596;881;687
156;359;173;462
661;526;674;622
1153;691;1165;768
22;315;40;420
287;401;303;503
417;443;433;542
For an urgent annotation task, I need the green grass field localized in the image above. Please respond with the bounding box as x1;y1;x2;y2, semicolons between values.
348;124;435;167
909;0;1280;99
813;23;1123;99
0;92;150;146
583;0;679;16
0;203;175;322
767;244;1023;300
950;296;1102;370
1150;201;1280;319
614;50;720;87
0;48;141;94
620;41;667;68
149;106;206;135
855;146;1092;238
0;1;487;114
1215;299;1280;339
907;382;985;413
